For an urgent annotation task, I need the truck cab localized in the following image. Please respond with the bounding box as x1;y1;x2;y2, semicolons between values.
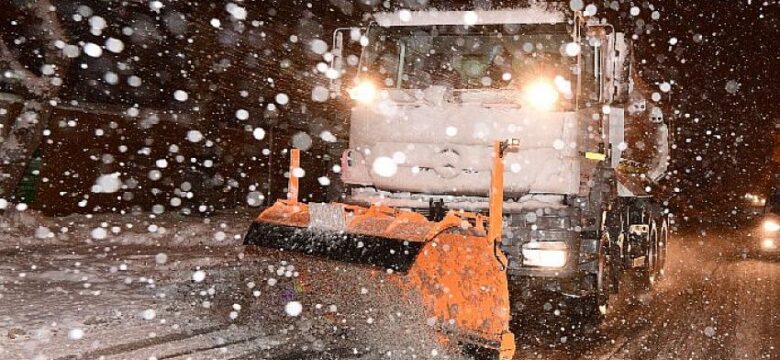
751;191;780;255
328;5;670;317
337;9;617;201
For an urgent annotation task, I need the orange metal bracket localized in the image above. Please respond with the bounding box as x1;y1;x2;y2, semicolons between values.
488;139;519;272
492;139;519;360
499;331;516;360
424;212;464;241
287;148;300;204
487;141;505;246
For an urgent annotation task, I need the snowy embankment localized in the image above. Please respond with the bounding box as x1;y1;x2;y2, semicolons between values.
0;209;256;360
0;208;251;250
0;209;456;360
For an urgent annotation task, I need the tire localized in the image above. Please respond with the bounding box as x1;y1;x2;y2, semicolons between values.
657;218;669;278
633;221;657;291
579;232;615;325
649;222;659;274
599;232;620;295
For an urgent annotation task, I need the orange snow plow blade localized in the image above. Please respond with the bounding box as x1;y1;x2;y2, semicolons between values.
244;144;518;358
245;201;515;357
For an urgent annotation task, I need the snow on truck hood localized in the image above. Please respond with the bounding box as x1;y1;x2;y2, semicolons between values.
344;96;581;196
373;8;566;27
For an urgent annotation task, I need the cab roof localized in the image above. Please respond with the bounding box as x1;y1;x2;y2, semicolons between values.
373;8;567;27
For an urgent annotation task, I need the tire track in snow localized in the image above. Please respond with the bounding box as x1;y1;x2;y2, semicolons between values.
55;325;228;360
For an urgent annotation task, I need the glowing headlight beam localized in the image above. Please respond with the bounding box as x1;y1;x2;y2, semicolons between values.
762;220;780;232
761;238;776;250
348;80;376;104
521;249;567;268
522;80;559;111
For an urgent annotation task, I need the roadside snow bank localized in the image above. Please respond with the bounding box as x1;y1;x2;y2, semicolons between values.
0;208;255;249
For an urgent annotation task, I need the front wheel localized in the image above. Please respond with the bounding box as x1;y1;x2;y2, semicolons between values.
656;218;669;278
632;221;659;291
584;232;618;324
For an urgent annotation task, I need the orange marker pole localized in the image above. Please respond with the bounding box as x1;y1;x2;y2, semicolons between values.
488;139;517;360
288;148;300;204
488;140;505;246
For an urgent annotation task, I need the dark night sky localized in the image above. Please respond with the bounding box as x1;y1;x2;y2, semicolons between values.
634;1;778;223
1;0;778;225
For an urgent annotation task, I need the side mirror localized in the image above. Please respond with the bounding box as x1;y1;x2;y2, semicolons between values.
611;32;629;103
330;30;345;95
329;27;365;97
585;24;614;104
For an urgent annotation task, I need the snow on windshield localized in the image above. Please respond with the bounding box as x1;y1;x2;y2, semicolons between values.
363;24;576;91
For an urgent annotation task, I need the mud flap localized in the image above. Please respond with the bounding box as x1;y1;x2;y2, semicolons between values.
631;255;647;268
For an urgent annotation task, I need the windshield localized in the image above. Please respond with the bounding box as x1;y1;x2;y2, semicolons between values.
362;24;577;91
767;191;780;214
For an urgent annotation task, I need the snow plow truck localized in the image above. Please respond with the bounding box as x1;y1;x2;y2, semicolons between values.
245;5;671;359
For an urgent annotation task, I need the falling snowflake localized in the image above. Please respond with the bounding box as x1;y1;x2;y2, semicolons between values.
192;270;206;282
725;80;740;94
311;86;329;102
90;227;108;240
83;42;102;57
141;309;156;320
155;253;168;264
225;3;247;20
372;157;398;178
105;37;124;53
186;130;204;142
173;90;189;102
285;301;303;316
235;109;249;120
463;11;478;25
398;9;412;22
275;93;289;105
68;328;84;340
92;173;122;193
309;39;328;55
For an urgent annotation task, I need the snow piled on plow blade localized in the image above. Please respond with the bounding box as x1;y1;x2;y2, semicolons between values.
243;200;515;358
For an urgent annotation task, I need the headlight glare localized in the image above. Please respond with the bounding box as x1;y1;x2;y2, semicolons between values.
348;80;376;104
761;238;776;250
522;79;559;111
522;242;568;268
762;220;780;232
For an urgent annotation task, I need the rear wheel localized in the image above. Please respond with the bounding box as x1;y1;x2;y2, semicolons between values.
633;221;657;291
599;232;621;295
656;218;669;278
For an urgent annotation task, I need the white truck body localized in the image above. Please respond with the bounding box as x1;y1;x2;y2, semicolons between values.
373;8;565;27
330;4;672;313
343;91;581;196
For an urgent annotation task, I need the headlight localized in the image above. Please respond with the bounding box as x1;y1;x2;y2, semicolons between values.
521;79;559;112
761;238;776;250
348;80;376;104
762;220;780;232
522;242;568;268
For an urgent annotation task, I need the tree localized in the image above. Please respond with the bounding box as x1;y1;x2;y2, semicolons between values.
0;0;72;201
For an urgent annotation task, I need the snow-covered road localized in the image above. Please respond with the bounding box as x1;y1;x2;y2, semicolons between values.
514;231;778;360
0;211;777;360
0;210;454;360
